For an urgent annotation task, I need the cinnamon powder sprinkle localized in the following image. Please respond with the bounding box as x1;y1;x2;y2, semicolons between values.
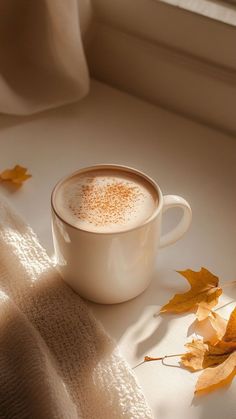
69;181;144;226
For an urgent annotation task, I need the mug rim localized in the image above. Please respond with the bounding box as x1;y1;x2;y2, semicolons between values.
51;164;164;235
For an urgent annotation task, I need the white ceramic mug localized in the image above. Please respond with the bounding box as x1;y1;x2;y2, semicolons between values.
51;165;192;304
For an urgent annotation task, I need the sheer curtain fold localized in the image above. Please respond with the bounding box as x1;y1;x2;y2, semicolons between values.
0;0;89;115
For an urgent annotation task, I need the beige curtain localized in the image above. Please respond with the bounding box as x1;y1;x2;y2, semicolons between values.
0;0;89;115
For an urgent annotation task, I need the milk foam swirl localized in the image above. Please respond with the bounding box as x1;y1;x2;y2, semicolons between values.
54;169;158;233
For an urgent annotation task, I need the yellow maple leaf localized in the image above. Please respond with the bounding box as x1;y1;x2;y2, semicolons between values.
0;165;31;185
159;268;222;316
181;307;236;394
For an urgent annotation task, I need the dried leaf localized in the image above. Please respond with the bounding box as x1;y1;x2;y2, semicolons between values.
222;306;236;342
160;268;222;315
182;307;236;394
207;311;227;343
195;351;236;395
217;307;236;352
196;301;217;321
195;307;227;344
181;339;231;371
0;165;31;185
181;340;208;371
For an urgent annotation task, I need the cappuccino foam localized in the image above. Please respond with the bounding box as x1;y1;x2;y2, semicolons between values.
54;168;158;233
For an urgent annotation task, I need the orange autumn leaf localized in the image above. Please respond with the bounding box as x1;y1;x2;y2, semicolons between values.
0;165;31;185
222;306;236;343
195;351;236;395
181;340;230;371
181;307;236;394
216;306;236;352
159;268;222;316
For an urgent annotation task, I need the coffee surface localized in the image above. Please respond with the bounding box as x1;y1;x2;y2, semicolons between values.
54;169;158;232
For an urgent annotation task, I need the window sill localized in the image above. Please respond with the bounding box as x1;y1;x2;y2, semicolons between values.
92;0;236;70
87;0;236;134
160;0;236;27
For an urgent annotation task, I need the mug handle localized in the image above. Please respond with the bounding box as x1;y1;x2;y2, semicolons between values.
159;195;192;248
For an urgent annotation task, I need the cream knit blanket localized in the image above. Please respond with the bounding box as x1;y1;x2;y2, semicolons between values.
0;197;152;419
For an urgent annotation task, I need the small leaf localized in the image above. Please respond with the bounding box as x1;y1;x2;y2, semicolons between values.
159;268;222;315
195;351;236;395
0;165;31;185
181;340;209;371
182;307;236;394
195;307;227;344
207;311;227;343
181;340;229;372
196;301;217;321
222;306;236;342
217;307;236;352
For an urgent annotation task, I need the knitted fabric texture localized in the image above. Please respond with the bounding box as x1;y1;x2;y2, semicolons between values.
0;197;153;419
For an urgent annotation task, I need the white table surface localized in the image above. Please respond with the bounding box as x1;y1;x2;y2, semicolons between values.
0;80;235;419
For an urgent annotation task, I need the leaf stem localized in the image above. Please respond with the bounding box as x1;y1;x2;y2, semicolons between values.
214;300;235;312
132;353;185;369
144;353;185;362
221;280;236;289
